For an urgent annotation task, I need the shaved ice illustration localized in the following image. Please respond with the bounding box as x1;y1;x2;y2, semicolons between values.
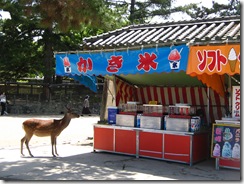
168;49;182;70
222;142;232;158
63;56;71;73
213;143;221;157
223;128;233;141
232;143;240;159
228;48;237;72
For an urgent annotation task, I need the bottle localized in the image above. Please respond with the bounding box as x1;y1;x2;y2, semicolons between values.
137;114;141;127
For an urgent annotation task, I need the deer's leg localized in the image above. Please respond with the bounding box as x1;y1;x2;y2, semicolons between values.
25;133;34;157
51;135;57;157
54;137;59;156
21;136;26;156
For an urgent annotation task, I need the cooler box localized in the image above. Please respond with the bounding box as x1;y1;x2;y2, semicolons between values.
108;106;119;124
116;114;136;127
164;115;191;132
140;116;163;130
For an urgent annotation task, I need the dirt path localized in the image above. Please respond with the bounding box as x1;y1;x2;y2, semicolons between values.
0;115;99;150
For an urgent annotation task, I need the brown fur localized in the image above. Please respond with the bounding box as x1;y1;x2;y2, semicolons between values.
20;111;79;157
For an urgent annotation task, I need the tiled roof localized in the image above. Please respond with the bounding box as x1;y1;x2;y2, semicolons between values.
81;15;240;50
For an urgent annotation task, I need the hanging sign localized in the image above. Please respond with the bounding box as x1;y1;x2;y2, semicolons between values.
187;44;240;75
232;86;240;118
55;45;189;76
211;123;240;160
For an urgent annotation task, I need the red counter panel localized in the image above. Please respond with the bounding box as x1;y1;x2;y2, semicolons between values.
139;131;163;158
115;129;136;155
164;134;190;163
94;127;114;151
192;133;209;162
94;125;209;166
219;158;240;169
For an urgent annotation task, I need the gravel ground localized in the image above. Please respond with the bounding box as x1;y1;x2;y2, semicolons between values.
0;114;241;182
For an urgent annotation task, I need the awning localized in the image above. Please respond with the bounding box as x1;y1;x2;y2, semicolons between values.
187;44;240;97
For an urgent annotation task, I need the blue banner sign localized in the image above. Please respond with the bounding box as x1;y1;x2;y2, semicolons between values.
55;45;189;76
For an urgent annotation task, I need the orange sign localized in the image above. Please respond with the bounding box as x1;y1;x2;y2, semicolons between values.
187;45;240;75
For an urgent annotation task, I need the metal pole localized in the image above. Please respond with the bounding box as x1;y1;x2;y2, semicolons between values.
228;75;232;117
207;87;210;125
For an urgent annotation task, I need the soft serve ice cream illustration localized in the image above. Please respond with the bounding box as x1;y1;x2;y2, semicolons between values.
223;128;233;141
222;142;232;158
213;143;221;157
228;48;237;72
232;143;240;159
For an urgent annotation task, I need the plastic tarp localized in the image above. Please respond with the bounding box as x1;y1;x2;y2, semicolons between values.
55;44;191;92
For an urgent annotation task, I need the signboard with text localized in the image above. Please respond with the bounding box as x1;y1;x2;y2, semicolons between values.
187;44;240;75
232;86;240;118
55;45;189;76
211;124;240;160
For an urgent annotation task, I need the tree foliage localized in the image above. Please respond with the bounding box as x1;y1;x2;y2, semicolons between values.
0;2;42;81
128;0;172;23
177;0;240;19
0;0;241;85
0;0;127;82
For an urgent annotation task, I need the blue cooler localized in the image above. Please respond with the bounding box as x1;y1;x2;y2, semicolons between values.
108;106;119;124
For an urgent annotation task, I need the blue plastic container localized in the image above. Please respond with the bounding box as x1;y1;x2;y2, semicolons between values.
108;107;119;124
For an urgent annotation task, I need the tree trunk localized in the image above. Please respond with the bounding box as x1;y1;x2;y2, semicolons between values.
100;78;108;121
129;0;135;24
42;28;54;101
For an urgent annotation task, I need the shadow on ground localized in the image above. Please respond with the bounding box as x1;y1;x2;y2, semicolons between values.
0;145;241;181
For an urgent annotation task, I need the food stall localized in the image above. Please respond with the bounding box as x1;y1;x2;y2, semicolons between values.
94;100;209;166
54;16;240;167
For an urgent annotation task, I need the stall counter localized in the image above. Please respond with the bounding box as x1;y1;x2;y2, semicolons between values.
93;124;209;166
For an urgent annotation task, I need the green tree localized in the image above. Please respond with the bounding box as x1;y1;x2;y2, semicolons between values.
0;2;42;81
128;0;173;24
180;0;240;19
0;0;127;99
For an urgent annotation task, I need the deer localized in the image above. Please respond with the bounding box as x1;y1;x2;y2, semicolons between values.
20;106;80;157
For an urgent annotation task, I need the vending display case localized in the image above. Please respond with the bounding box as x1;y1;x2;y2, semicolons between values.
168;104;196;116
143;104;165;117
118;101;143;115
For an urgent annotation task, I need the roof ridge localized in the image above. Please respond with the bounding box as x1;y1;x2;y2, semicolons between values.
80;15;240;49
130;15;240;29
83;15;240;42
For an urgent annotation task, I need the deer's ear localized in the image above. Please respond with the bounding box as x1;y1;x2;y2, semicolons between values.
65;105;71;111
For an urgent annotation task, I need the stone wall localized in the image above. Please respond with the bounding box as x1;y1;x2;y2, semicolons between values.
1;82;103;115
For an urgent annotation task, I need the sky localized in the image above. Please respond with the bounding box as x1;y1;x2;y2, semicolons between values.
151;0;231;23
172;0;229;8
0;0;234;21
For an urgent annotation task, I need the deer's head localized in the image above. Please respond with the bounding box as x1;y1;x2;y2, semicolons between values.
65;105;80;118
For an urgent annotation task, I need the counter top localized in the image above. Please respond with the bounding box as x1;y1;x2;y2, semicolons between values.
94;124;209;135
